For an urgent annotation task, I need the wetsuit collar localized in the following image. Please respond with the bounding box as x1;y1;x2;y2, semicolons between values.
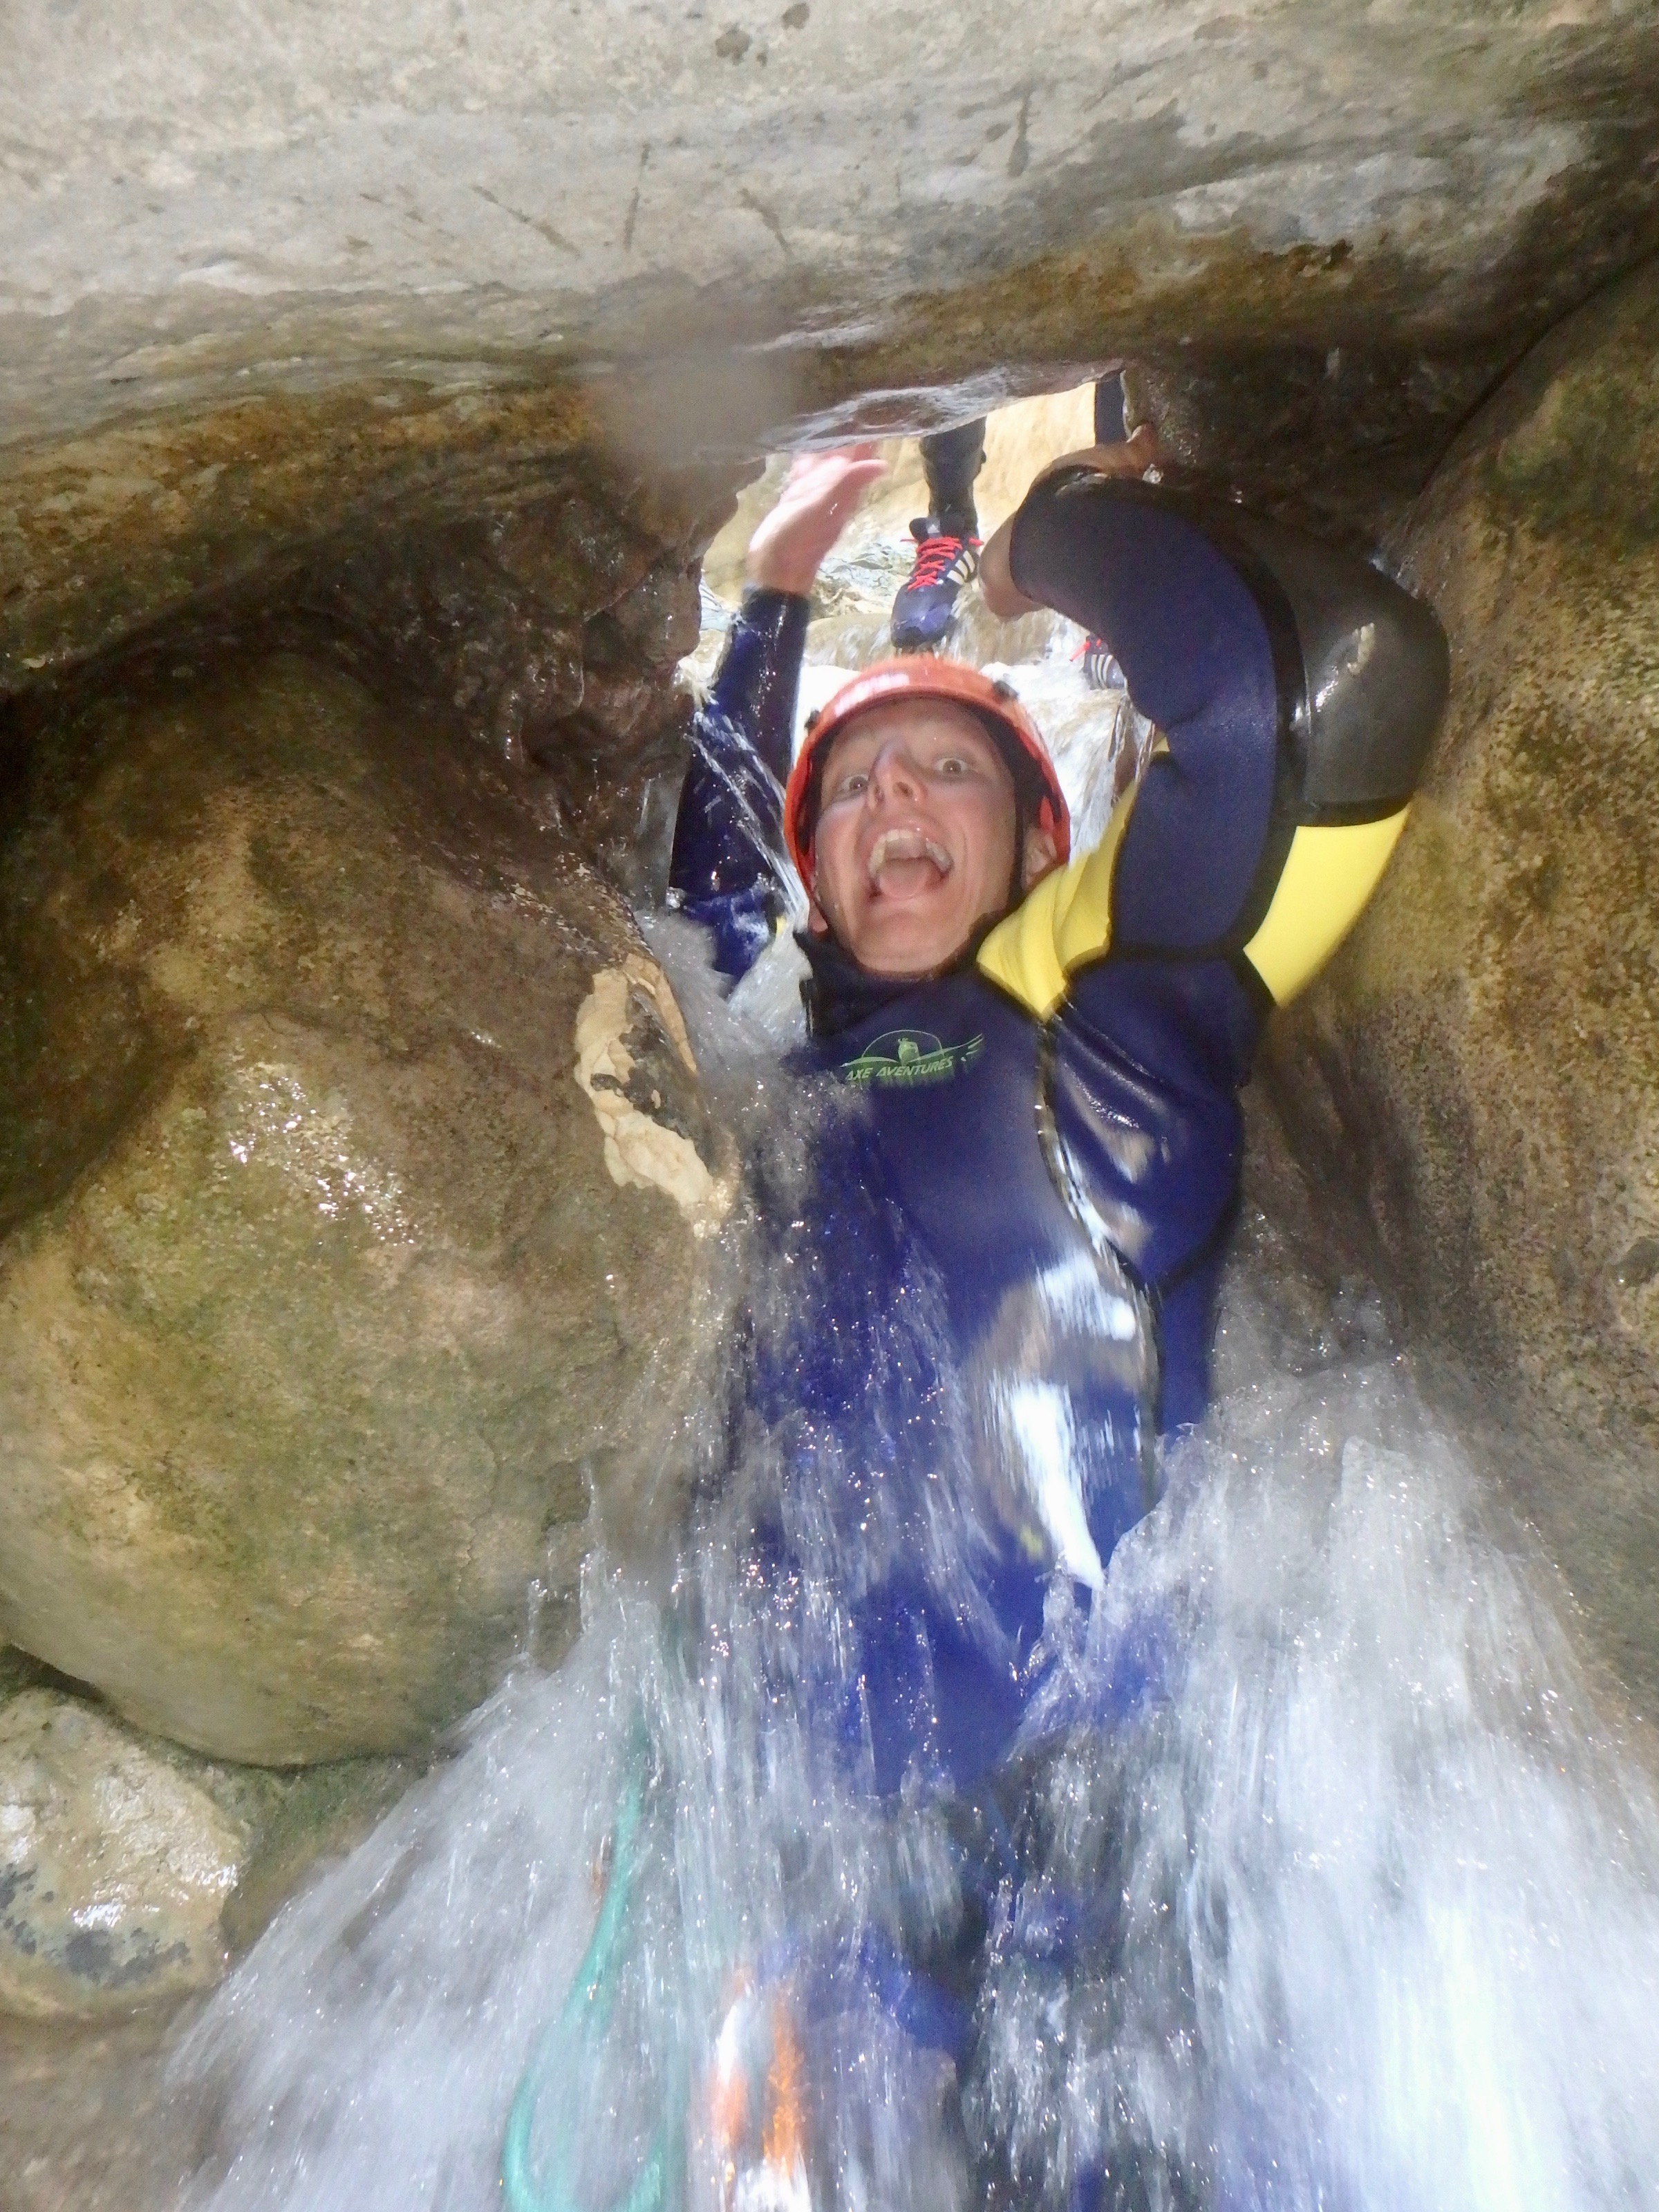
796;917;1002;1041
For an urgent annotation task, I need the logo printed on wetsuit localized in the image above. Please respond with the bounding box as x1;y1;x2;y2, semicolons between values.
838;1029;985;1088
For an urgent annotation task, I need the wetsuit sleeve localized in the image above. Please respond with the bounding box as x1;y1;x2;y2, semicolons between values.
668;587;810;980
977;473;1448;1015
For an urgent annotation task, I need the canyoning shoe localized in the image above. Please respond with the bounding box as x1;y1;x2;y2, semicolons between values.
890;520;982;650
1080;634;1127;692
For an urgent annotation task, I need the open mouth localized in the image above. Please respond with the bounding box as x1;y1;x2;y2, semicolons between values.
867;827;952;900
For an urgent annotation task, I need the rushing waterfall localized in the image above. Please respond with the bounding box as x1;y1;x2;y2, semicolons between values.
167;1314;1659;2211
163;563;1659;2212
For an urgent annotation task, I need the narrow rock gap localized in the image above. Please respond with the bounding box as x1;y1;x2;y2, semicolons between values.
2;252;1658;2212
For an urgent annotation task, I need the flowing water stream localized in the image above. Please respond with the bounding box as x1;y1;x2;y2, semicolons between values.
164;1286;1659;2211
34;507;1655;2211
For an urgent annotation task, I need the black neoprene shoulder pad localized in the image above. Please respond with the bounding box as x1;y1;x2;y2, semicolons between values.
1199;504;1450;823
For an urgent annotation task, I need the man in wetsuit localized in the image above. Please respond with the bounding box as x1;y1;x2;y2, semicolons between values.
662;435;1448;2206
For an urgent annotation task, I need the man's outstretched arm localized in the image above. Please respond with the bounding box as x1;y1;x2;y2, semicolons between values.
979;465;1448;1015
668;447;885;982
668;590;810;980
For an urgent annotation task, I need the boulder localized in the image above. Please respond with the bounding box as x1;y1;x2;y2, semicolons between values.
0;1689;244;2018
0;647;729;1763
1264;259;1659;1703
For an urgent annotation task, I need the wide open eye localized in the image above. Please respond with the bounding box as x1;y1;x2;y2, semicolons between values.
827;769;868;801
935;754;970;778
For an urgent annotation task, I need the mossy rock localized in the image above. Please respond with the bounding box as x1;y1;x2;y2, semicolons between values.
1266;259;1659;1705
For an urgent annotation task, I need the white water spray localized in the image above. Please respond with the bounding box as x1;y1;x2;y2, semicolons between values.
165;1276;1659;2212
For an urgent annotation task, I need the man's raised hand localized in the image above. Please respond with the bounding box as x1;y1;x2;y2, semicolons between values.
744;444;888;599
1029;422;1161;492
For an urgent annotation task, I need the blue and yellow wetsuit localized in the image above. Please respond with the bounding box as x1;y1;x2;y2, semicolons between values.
669;468;1446;1810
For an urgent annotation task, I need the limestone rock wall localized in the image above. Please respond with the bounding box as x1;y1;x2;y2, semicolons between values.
303;461;733;878
0;1645;413;2019
4;1;1659;704
1264;257;1659;1705
0;326;744;2003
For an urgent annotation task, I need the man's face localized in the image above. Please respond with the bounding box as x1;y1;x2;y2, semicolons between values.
806;701;1055;977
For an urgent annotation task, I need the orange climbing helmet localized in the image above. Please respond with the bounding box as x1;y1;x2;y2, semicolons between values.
782;657;1071;891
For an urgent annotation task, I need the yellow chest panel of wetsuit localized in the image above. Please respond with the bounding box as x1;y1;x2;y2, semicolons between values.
977;781;1409;1020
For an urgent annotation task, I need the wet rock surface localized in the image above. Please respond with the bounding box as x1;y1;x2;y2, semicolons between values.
4;3;1659;697
0;2006;187;2212
1265;258;1659;1707
0;644;722;1764
301;462;733;879
0;1642;418;2016
0;1687;244;2018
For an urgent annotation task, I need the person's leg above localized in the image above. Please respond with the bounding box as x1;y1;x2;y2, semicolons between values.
892;419;987;651
919;420;986;537
1082;375;1130;693
1092;373;1127;448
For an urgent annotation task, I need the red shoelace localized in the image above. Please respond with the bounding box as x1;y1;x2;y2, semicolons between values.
905;534;978;589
